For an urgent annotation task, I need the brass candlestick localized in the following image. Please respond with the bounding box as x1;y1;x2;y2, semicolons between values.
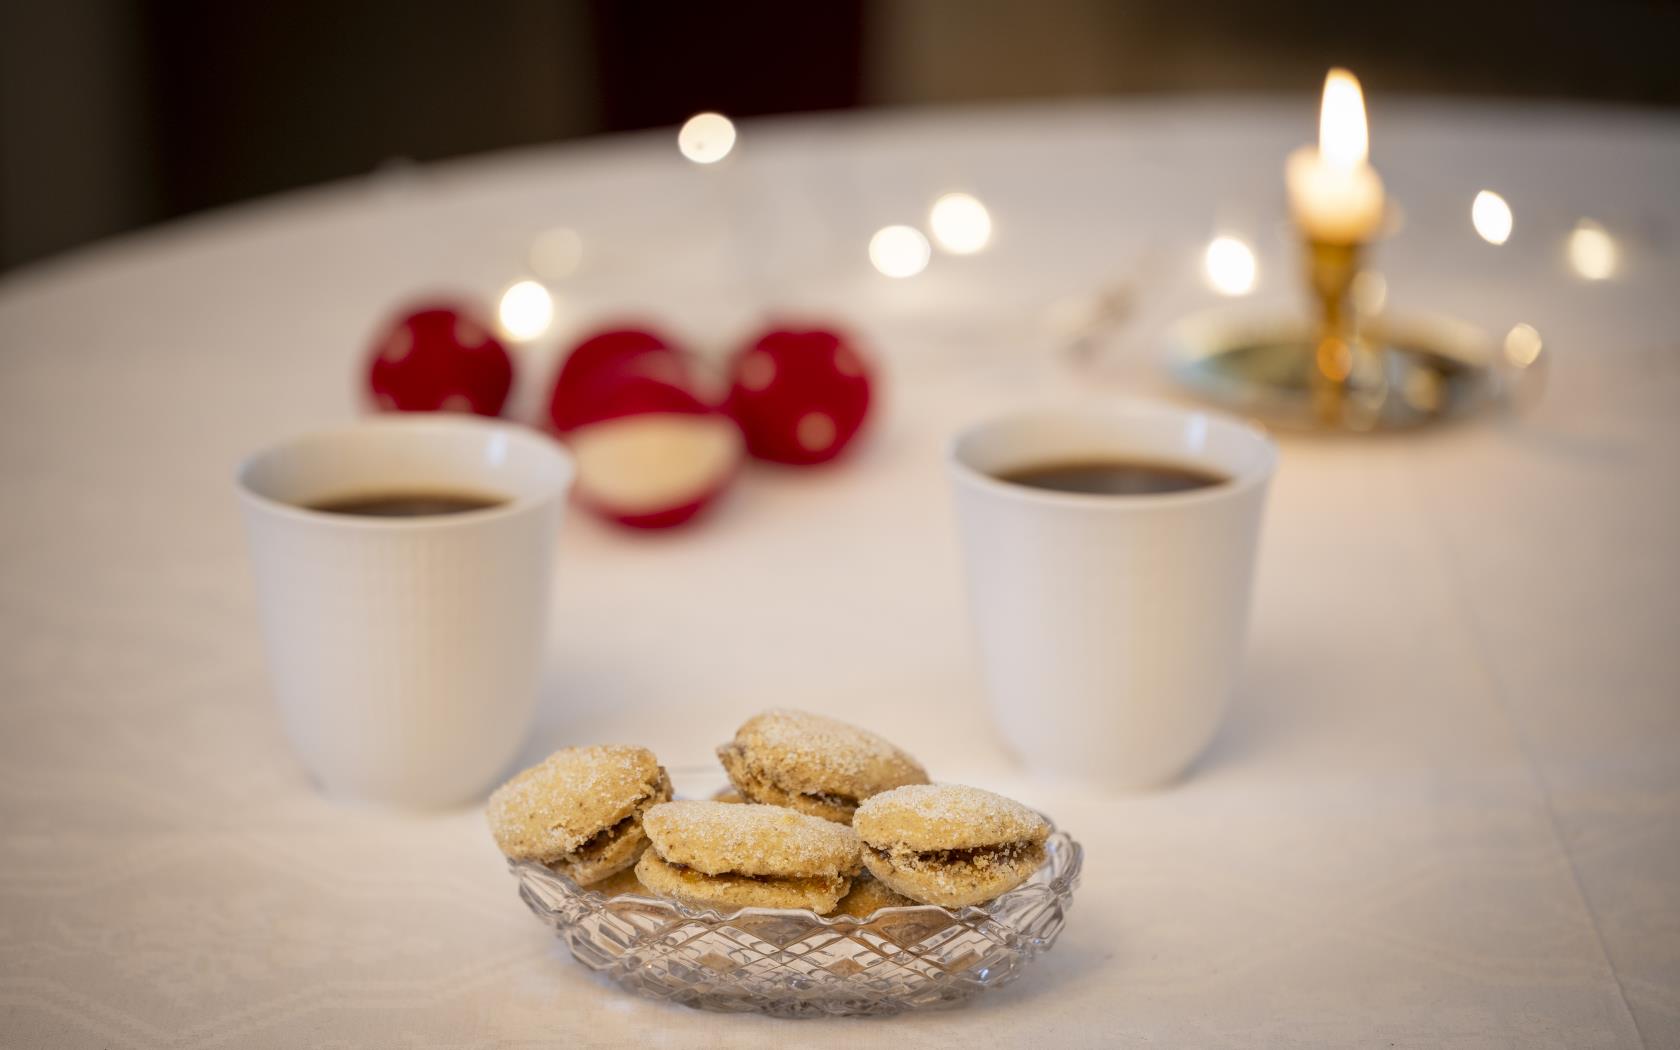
1167;64;1541;429
1304;237;1361;425
1168;226;1524;432
1302;236;1396;430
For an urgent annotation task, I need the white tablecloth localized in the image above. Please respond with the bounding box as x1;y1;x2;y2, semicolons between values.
2;99;1677;1049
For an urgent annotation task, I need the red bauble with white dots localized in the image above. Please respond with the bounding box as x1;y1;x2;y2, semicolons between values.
724;327;872;466
367;304;513;416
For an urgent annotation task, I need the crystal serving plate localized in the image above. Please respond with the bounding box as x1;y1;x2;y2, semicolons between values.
512;828;1082;1017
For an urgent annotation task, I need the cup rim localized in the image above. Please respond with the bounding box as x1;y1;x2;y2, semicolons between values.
235;414;574;531
946;401;1277;510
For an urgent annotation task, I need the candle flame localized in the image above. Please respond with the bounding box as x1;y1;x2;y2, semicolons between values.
1319;68;1368;170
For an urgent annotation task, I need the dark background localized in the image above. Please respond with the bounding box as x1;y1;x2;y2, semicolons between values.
3;0;1678;271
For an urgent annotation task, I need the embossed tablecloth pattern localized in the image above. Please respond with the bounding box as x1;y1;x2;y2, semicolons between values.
1;101;1677;1048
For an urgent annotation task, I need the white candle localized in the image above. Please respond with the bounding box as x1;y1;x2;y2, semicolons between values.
1287;68;1386;244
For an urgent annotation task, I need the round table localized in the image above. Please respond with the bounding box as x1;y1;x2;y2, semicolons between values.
2;98;1677;1049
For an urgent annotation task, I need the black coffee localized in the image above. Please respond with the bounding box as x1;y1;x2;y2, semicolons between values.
995;459;1227;496
306;491;507;517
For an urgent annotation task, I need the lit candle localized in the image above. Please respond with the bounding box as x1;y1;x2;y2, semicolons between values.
1286;69;1386;244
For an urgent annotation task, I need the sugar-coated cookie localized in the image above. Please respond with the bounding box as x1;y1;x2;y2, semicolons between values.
717;709;927;824
832;868;917;918
635;800;861;913
853;784;1049;908
590;865;650;897
487;745;672;885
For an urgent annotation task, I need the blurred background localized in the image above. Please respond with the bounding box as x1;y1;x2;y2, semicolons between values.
4;0;1679;271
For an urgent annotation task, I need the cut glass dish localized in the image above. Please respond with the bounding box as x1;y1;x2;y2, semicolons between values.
511;827;1082;1017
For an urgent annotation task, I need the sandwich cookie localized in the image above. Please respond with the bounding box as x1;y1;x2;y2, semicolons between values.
590;866;650;897
717;709;927;824
853;784;1049;908
832;869;917;918
487;745;672;885
635;800;861;913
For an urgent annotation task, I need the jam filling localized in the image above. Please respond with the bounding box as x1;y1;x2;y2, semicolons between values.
561;791;657;865
569;814;635;860
872;841;1034;869
800;790;857;810
662;860;844;889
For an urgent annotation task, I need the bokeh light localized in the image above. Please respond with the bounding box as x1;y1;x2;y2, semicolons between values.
868;225;931;278
929;193;993;254
497;280;554;341
1472;190;1513;245
1352;271;1388;315
1504;323;1544;368
677;112;737;164
1203;235;1257;296
1567;219;1617;280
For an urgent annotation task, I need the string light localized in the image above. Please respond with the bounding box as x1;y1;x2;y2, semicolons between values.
497;280;554;341
1504;323;1543;368
1472;190;1513;245
677;113;736;164
1203;235;1257;296
1567;219;1617;281
868;225;931;278
929;193;993;254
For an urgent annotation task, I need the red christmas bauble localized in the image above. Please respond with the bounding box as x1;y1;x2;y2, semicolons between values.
548;328;740;529
724;327;872;465
548;326;692;432
367;304;512;416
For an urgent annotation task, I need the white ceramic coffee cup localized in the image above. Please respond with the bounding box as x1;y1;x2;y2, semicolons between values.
949;402;1276;790
236;415;574;808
